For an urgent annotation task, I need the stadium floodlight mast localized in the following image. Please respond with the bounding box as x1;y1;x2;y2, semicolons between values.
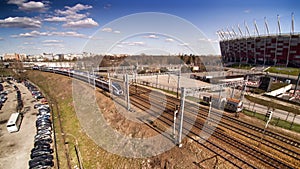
264;17;270;36
237;24;243;37
231;26;238;38
244;21;251;37
291;12;295;34
254;19;260;37
277;14;282;35
226;27;233;39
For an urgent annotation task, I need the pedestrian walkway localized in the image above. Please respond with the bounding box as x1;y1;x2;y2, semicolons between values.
243;94;300;125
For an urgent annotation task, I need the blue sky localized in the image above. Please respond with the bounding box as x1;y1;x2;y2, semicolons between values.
0;0;298;55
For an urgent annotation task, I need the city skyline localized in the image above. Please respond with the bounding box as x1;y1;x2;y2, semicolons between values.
0;0;298;55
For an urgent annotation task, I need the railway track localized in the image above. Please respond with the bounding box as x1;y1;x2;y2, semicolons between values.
38;70;299;168
129;91;257;168
128;85;299;168
130;85;300;151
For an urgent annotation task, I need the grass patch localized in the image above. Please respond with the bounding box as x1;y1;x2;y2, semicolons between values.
186;96;199;103
228;63;253;70
243;109;300;133
270;82;288;91
266;67;300;76
0;68;14;77
252;88;265;94
245;95;300;115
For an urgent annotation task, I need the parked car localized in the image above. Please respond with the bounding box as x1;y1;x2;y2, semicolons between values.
30;150;51;159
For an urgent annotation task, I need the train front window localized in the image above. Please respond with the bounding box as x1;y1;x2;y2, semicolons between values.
112;82;121;90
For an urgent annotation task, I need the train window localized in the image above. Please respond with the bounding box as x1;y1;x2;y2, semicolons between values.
112;82;121;90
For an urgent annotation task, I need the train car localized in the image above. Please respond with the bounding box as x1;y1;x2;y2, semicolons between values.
225;98;243;113
41;68;123;96
202;95;243;112
202;95;226;109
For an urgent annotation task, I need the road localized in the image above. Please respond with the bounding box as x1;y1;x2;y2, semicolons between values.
0;81;37;169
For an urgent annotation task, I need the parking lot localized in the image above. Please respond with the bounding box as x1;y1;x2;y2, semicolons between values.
0;81;37;169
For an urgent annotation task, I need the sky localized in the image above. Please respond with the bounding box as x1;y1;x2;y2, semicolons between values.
0;0;299;55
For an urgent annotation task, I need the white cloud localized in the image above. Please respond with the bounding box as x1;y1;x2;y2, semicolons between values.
143;34;159;39
23;42;34;45
19;1;46;12
198;38;219;43
101;27;121;33
179;43;189;46
0;17;41;28
12;30;87;38
165;38;174;42
50;31;87;38
8;0;47;12
63;18;99;28
66;4;92;12
43;43;64;47
42;40;63;43
102;27;112;32
120;41;145;46
244;9;251;13
7;0;26;5
44;16;67;22
55;4;92;20
18;30;49;37
0;37;4;40
104;3;112;9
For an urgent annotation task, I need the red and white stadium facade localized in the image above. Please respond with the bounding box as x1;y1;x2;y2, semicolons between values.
218;14;300;67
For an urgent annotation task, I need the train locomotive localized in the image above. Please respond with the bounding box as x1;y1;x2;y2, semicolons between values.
202;95;243;113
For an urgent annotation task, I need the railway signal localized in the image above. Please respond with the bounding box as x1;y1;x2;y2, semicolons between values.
259;110;274;147
266;110;273;120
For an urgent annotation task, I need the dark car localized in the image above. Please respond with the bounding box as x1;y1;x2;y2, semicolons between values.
31;148;53;154
30;150;51;159
37;130;52;136
30;154;53;161
34;137;52;143
29;159;54;168
34;140;52;147
33;144;51;150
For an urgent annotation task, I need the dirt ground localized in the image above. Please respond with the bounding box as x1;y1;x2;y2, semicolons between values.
0;81;37;169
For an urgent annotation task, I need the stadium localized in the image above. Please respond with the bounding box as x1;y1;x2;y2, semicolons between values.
218;14;300;67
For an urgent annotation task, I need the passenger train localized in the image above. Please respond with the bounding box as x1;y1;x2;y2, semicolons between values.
40;68;123;96
202;95;243;113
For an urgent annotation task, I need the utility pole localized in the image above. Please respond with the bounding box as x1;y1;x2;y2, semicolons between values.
230;85;235;98
156;74;159;88
177;87;186;147
177;68;181;99
87;71;90;85
92;67;96;90
108;74;111;96
293;73;300;96
125;74;130;110
240;76;248;100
